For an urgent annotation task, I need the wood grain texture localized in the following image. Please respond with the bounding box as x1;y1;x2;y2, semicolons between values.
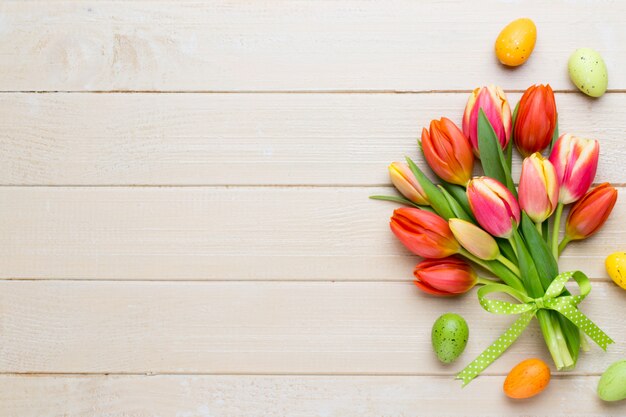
0;280;623;374
1;186;622;280
0;1;625;91
1;375;624;417
1;92;624;186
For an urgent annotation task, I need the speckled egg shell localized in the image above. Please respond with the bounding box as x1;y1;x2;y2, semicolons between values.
495;18;537;67
504;358;551;399
431;313;469;364
598;360;626;401
568;48;608;97
606;252;626;290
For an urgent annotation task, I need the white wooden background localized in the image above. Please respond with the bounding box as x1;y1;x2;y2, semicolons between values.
1;1;625;416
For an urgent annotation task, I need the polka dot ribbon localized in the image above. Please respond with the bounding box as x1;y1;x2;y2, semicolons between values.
457;271;614;386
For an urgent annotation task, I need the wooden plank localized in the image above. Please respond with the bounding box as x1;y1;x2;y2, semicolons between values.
0;1;625;91
1;374;623;417
0;280;623;374
1;92;625;186
0;186;622;280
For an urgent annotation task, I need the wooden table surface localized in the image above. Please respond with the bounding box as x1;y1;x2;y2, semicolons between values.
1;1;625;416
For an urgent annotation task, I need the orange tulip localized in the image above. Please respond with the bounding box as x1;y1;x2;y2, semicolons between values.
513;84;557;157
390;208;460;258
564;183;617;242
421;117;474;186
413;257;477;296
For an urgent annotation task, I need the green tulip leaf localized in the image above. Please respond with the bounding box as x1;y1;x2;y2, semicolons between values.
438;185;473;222
405;157;455;220
441;183;473;219
477;110;517;197
520;212;559;289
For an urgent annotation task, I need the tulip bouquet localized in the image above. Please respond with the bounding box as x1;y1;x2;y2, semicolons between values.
373;84;617;385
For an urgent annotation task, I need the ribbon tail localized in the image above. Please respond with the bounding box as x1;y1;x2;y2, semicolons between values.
457;311;534;386
551;304;614;350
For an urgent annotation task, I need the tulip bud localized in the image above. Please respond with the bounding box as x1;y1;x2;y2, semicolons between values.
421;117;474;186
513;84;557;157
467;177;520;239
463;85;512;156
390;208;460;258
565;183;617;241
413;257;477;296
549;133;600;204
518;153;559;223
448;218;499;260
388;162;429;206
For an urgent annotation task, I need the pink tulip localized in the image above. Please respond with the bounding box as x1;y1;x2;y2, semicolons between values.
388;162;429;206
549;134;599;204
413;257;477;296
519;153;559;223
467;177;520;239
390;208;460;258
463;85;512;156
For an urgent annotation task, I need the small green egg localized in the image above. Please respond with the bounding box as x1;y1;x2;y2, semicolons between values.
598;360;626;401
568;48;608;97
431;313;469;364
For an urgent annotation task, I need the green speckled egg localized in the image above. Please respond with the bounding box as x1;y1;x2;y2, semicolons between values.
598;360;626;401
431;313;469;364
568;48;608;97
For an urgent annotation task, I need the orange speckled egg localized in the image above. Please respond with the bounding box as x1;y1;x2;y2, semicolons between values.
495;18;537;67
503;358;551;399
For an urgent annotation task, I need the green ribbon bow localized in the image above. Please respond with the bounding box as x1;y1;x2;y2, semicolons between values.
457;271;613;386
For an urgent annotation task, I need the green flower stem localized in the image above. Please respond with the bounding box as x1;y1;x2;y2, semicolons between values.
508;236;519;259
558;236;572;255
551;203;564;260
580;331;590;352
535;221;543;236
495;254;521;277
476;276;498;285
459;248;525;293
550;312;575;369
458;248;494;272
536;310;565;370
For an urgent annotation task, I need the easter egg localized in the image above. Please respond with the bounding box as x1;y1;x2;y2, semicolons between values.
568;48;608;97
495;18;537;67
431;313;469;363
598;360;626;401
503;358;551;399
605;252;626;290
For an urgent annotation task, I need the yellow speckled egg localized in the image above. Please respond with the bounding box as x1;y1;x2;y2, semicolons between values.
606;252;626;290
568;48;608;97
495;18;537;67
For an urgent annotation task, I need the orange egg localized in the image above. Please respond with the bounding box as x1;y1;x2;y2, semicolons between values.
495;18;537;67
503;358;551;399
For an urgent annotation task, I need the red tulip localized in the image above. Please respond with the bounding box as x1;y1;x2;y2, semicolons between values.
413;257;477;296
463;85;512;156
549;133;600;204
467;177;520;239
390;208;460;258
518;153;559;223
388;162;429;205
565;183;617;241
421;118;474;186
513;84;557;157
